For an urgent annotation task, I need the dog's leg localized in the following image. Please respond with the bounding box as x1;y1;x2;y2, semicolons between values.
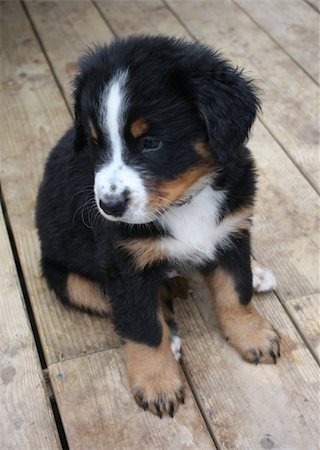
106;267;184;417
42;259;111;315
125;311;184;418
66;272;111;315
160;277;189;362
202;232;280;364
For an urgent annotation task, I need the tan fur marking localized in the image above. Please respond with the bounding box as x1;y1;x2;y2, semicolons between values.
160;285;175;325
125;312;184;417
130;118;149;138
194;142;212;159
118;239;166;270
206;268;280;364
228;206;253;232
159;276;188;325
67;273;111;315
156;165;212;205
88;120;98;142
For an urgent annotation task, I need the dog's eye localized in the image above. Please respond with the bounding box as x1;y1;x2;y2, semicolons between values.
141;137;162;152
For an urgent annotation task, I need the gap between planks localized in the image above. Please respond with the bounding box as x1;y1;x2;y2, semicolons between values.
1;189;69;449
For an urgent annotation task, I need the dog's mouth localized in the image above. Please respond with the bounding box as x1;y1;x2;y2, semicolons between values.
95;171;213;225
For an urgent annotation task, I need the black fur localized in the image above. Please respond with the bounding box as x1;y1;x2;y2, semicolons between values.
36;35;259;347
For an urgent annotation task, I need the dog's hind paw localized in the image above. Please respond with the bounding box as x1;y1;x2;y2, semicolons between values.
252;266;277;292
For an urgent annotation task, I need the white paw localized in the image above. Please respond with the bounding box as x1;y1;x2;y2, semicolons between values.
252;266;277;292
171;335;182;361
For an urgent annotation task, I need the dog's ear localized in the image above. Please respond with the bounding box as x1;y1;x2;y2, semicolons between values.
73;74;87;151
192;62;260;166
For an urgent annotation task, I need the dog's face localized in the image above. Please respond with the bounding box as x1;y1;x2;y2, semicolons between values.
73;36;259;224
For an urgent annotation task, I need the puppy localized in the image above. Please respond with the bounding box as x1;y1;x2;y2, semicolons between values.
36;35;280;418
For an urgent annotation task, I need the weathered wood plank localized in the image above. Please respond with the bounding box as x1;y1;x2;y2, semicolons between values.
236;0;319;83
25;0;114;102
168;0;319;192
286;294;320;359
96;0;189;37
0;207;61;450
0;1;120;366
178;276;320;449
249;120;319;301
305;0;320;13
49;348;215;450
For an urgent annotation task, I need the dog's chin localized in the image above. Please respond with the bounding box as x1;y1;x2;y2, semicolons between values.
97;205;160;225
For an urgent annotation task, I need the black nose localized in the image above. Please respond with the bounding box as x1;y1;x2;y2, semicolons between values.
99;193;129;217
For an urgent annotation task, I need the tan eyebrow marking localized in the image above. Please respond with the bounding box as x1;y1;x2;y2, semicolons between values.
130;118;149;138
194;142;212;159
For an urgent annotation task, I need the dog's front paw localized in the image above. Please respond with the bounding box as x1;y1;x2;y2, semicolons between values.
126;340;184;417
132;373;185;418
226;308;281;365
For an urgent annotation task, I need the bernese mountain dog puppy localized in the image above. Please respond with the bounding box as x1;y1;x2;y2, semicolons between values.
36;35;280;418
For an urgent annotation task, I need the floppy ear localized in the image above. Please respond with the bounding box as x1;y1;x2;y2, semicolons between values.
193;64;260;166
72;74;87;151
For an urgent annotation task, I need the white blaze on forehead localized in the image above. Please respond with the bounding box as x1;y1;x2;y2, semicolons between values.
95;70;149;224
100;70;128;165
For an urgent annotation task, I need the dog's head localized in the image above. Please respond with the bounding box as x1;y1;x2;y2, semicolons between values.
73;36;260;224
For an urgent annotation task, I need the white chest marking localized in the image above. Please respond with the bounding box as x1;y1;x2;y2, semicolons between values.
159;186;243;265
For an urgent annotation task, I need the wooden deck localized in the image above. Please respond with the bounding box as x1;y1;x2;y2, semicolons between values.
0;1;319;449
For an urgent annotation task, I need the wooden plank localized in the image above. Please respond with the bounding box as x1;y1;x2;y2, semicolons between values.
286;294;320;359
250;120;319;301
0;1;120;366
178;276;320;449
96;0;189;37
167;0;320;192
236;0;319;83
25;1;114;103
0;207;61;450
305;0;320;13
49;348;215;450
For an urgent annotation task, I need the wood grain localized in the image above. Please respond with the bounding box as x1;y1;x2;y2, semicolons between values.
168;0;320;192
304;0;320;13
25;1;114;102
236;0;319;83
178;276;320;449
249;120;319;301
286;294;320;359
0;1;120;366
96;0;189;37
49;348;215;450
0;208;61;449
